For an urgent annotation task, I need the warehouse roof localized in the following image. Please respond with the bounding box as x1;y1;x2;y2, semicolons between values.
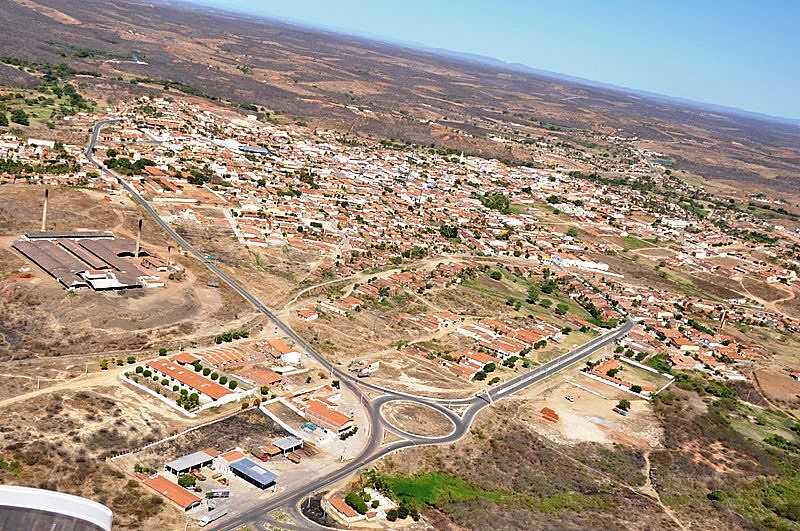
164;450;214;473
273;436;303;451
230;458;278;486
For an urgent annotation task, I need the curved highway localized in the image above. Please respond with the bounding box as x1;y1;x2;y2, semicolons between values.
86;120;634;530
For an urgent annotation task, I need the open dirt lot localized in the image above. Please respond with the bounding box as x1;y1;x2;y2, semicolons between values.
753;369;800;406
0;185;260;398
381;400;455;437
0;385;184;528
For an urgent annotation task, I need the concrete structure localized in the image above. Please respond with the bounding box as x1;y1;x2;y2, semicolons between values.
135;218;142;258
272;436;304;456
0;485;112;531
41;188;48;232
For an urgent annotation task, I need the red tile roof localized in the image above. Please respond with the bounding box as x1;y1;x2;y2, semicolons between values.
306;399;352;429
143;475;200;509
237;367;282;386
328;494;358;518
147;359;232;400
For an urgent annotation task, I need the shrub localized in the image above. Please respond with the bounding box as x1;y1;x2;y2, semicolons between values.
178;474;196;488
344;492;368;514
398;504;409;519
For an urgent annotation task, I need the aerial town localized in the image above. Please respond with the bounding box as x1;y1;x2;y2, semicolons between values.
1;2;799;531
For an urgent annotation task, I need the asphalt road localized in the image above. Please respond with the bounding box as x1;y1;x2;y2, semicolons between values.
87;120;635;530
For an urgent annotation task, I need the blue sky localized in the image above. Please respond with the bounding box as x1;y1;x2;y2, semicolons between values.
189;1;799;119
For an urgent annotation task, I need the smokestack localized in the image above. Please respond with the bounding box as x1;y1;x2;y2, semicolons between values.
134;218;142;258
41;188;49;232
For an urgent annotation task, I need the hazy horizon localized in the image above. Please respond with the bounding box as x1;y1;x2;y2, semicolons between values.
185;0;799;122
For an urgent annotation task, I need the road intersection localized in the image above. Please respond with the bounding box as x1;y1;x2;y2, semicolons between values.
87;120;635;530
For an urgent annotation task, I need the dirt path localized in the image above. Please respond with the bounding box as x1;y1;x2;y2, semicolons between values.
738;277;796;317
0;364;127;408
639;450;689;531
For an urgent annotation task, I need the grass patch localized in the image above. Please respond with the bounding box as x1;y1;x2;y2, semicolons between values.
384;472;510;508
376;472;609;515
718;473;800;529
622;235;654;251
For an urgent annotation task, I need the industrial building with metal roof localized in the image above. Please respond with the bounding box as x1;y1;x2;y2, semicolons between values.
229;458;279;489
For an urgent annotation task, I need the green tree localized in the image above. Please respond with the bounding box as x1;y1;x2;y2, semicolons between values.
631;385;643;394
177;475;196;488
158;347;168;356
210;372;219;381
228;380;238;390
203;368;211;376
555;302;569;315
439;225;459;239
10;108;29;126
99;359;109;370
483;362;496;373
344;492;368;514
398;505;410;519
127;356;136;364
489;270;502;281
473;370;487;381
219;375;228;385
566;227;579;238
617;399;631;411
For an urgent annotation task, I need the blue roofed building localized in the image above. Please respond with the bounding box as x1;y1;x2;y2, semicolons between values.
229;458;279;489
